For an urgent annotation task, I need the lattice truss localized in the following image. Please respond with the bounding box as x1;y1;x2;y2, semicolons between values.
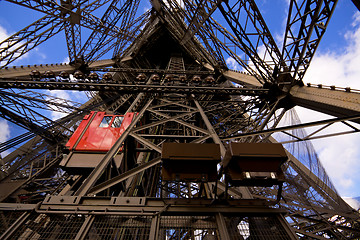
0;0;360;239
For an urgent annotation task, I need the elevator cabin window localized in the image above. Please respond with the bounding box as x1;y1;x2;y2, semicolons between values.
99;116;113;127
111;116;124;128
99;116;124;128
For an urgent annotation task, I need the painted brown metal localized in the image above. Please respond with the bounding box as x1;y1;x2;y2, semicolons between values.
161;143;221;182
223;142;287;187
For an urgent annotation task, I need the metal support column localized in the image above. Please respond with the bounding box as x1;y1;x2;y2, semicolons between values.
74;215;94;240
215;213;231;240
149;215;159;240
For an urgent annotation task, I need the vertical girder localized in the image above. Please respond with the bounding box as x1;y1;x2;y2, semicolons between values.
218;0;284;83
281;0;338;82
80;0;140;63
64;12;82;62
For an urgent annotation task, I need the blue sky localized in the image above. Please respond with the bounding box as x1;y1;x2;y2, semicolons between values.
0;0;360;200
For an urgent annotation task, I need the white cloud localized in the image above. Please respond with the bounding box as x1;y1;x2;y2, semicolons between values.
304;20;360;90
0;25;11;66
0;25;9;42
295;13;360;197
314;133;359;190
226;57;241;71
0;119;10;143
343;197;360;210
34;48;47;61
62;57;70;64
0;119;11;158
352;11;360;27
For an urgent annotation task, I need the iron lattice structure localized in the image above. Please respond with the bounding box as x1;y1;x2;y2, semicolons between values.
0;0;360;239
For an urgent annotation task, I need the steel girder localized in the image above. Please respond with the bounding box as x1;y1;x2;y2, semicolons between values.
290;84;360;123
0;132;36;153
0;59;115;78
281;0;338;82
0;89;81;113
1;0;134;66
0;14;64;67
64;12;81;62
0;79;269;96
224;69;360;128
223;112;360;144
79;0;140;63
218;0;283;84
0;201;297;240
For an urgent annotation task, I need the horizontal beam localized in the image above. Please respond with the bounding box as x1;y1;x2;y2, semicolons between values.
290;85;360;123
0;63;74;78
0;80;269;96
223;70;262;87
88;67;215;75
33;197;286;215
136;134;204;138
0;59;115;78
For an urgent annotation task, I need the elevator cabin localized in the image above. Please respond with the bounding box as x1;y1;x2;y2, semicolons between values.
60;111;136;173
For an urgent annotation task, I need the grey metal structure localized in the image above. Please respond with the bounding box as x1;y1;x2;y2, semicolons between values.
0;0;359;239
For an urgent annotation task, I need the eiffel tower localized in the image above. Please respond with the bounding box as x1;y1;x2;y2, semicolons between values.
0;0;359;239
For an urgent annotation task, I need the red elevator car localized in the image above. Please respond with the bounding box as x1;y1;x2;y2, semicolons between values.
60;111;136;172
66;111;136;152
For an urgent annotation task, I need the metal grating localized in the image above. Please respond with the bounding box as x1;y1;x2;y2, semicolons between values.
225;215;292;240
86;215;152;240
10;212;85;239
159;215;219;240
0;211;26;236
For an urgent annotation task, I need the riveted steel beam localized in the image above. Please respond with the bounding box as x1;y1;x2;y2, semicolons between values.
0;79;269;95
290;85;360;123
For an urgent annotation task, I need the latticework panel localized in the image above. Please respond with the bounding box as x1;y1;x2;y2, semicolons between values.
158;215;219;240
0;211;26;236
85;215;152;240
10;213;85;239
224;215;292;240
